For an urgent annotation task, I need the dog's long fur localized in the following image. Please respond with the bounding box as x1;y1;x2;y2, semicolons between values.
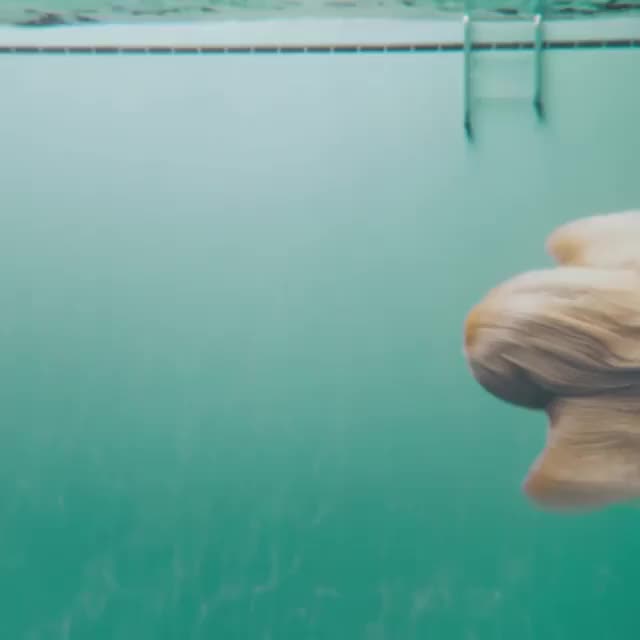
464;210;640;511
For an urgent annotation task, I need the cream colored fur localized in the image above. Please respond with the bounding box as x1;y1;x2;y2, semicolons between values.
464;210;640;511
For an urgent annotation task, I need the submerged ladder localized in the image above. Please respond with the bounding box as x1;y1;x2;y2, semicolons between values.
463;2;545;140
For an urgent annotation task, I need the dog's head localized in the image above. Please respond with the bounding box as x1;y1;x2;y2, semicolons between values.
464;211;640;511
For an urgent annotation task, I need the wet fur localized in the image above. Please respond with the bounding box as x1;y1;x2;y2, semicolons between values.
464;210;640;511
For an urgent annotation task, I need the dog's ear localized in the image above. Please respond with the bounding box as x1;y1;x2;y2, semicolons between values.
463;266;640;408
523;394;640;510
546;210;640;270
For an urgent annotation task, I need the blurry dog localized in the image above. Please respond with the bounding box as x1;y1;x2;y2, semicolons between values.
464;210;640;511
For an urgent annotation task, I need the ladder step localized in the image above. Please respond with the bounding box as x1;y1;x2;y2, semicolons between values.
463;10;545;139
471;51;532;100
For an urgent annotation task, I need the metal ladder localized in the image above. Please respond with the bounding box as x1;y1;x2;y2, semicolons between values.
463;2;545;140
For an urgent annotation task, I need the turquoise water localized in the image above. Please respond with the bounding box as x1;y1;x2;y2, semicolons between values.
0;22;639;639
2;0;639;26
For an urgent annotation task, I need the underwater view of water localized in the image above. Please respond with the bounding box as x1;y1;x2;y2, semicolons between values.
2;0;640;24
0;3;639;639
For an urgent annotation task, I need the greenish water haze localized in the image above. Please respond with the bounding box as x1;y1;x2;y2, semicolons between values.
2;0;639;26
0;41;639;639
